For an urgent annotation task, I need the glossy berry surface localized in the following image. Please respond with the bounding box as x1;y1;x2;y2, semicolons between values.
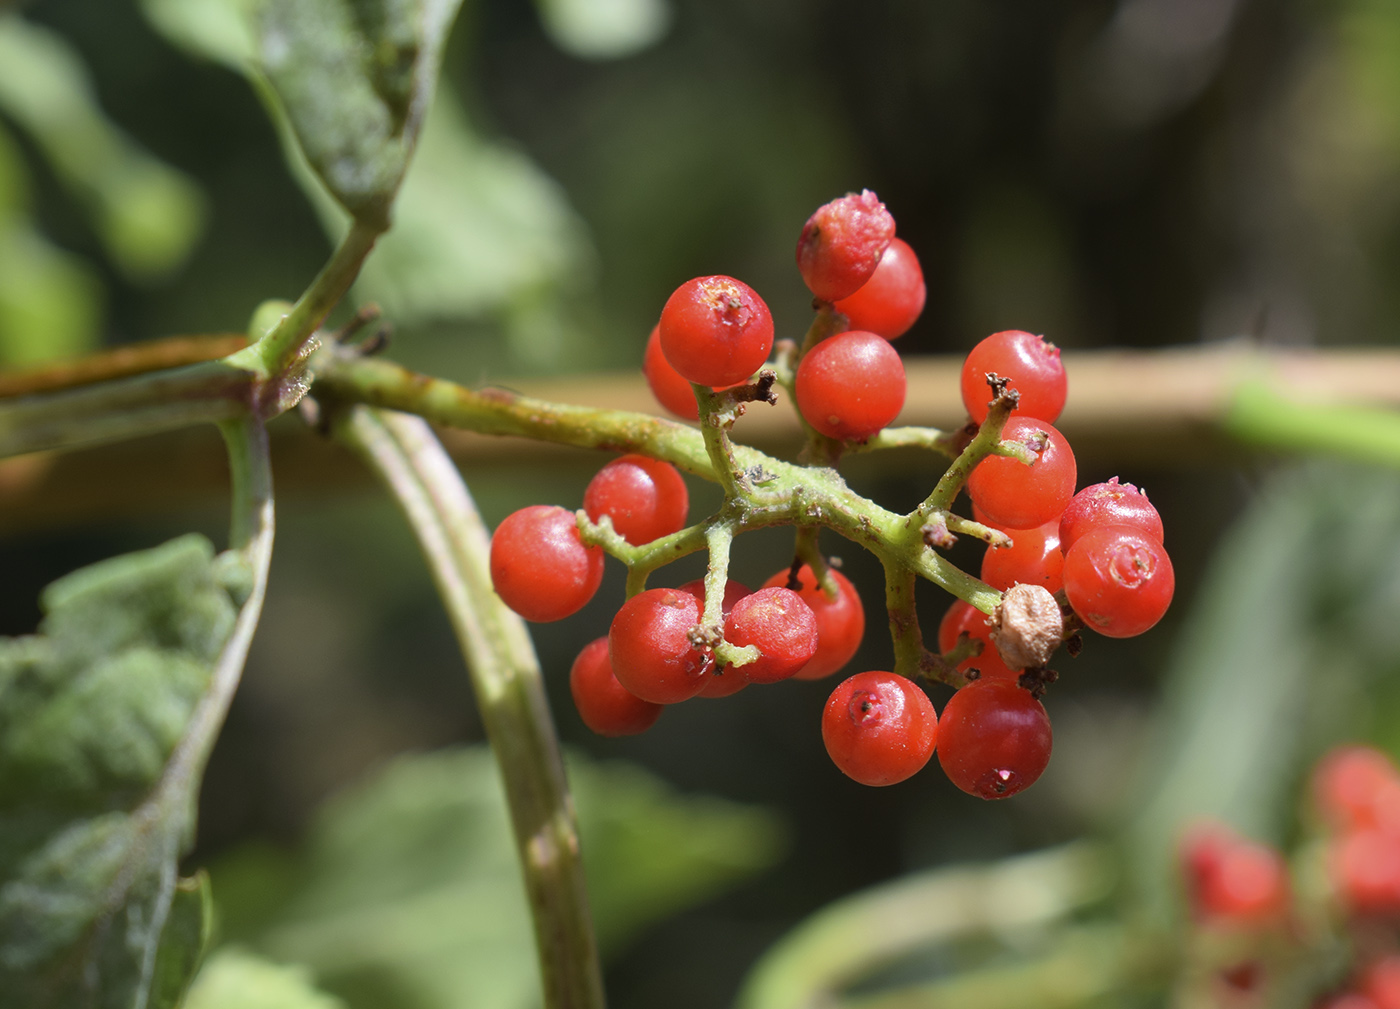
937;679;1052;799
937;600;1018;680
570;637;662;737
1062;525;1174;638
609;588;714;704
795;330;906;441
822;671;938;786
761;565;865;680
1058;478;1164;553
796;190;896;302
960;330;1067;425
658;275;773;388
643;324;701;420
980;519;1064;595
724;587;819;684
832;237;925;339
489;505;604;623
678;578;753;698
584;454;689;546
965;417;1076;531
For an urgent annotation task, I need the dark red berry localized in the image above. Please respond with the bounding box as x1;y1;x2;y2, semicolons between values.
643;324;700;421
795;330;906;441
822;671;938;786
584;454;689;546
1058;478;1163;553
570;637;662;736
761;565;865;680
980;519;1064;595
1062;525;1174;638
937;678;1052;799
796;191;896;302
959;330;1067;425
832;237;925;339
724;587;819;684
658;276;773;388
965;417;1077;531
490;505;604;622
609;588;714;704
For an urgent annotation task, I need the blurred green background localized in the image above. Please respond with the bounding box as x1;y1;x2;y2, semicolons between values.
4;0;1400;1006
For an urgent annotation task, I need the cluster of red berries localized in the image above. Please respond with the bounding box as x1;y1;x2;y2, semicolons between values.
488;190;1174;801
1178;746;1400;1008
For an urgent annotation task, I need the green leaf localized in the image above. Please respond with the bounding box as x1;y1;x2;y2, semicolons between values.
255;0;465;224
185;948;346;1009
0;535;245;1008
0;13;205;282
1123;463;1400;919
213;747;784;1009
533;0;671;60
139;0;258;69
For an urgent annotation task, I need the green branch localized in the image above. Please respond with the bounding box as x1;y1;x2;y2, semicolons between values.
334;405;606;1009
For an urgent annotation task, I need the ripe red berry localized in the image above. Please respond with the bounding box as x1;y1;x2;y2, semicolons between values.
1330;828;1400;913
822;671;938;786
643;325;700;421
609;588;714;704
937;678;1052;799
1182;825;1290;922
761;565;865;680
832;237;925;339
723;587;819;684
937;600;1019;681
1058;478;1164;553
489;505;604;622
584;454;689;546
796;191;896;302
965;417;1077;531
570;637;663;737
1363;955;1400;1009
678;578;753;698
959;330;1067;425
658;276;773;388
1314;746;1400;832
1062;525;1174;638
980;519;1064;595
795;330;906;441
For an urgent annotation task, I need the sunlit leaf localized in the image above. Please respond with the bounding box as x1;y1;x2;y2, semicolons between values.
0;536;247;1007
186;948;346;1009
534;0;671;60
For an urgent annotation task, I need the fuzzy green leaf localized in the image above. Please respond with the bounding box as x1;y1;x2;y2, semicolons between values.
0;536;244;1008
255;0;464;225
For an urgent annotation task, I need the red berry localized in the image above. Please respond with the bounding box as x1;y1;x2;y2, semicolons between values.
796;190;896;302
795;330;906;441
936;600;1019;680
570;637;662;736
490;505;604;622
658;276;773;388
643;324;700;421
1182;824;1290;922
1331;828;1400;913
832;237;925;339
609;588;714;704
1062;525;1174;638
1058;478;1164;553
822;671;938;786
937;679;1052;799
1363;955;1400;1009
761;565;865;680
678;578;753;698
1313;746;1400;832
959;330;1067;425
965;417;1077;531
584;454;689;546
980;519;1064;595
724;587;819;684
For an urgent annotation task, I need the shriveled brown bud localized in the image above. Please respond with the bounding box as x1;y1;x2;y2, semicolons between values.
988;583;1063;670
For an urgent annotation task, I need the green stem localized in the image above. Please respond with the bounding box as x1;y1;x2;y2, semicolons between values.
1225;378;1400;468
702;520;759;668
693;384;747;498
915;389;1022;520
883;558;927;682
335;406;606;1009
850;426;960;457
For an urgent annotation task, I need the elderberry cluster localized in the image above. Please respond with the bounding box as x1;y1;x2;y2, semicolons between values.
487;191;1175;800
